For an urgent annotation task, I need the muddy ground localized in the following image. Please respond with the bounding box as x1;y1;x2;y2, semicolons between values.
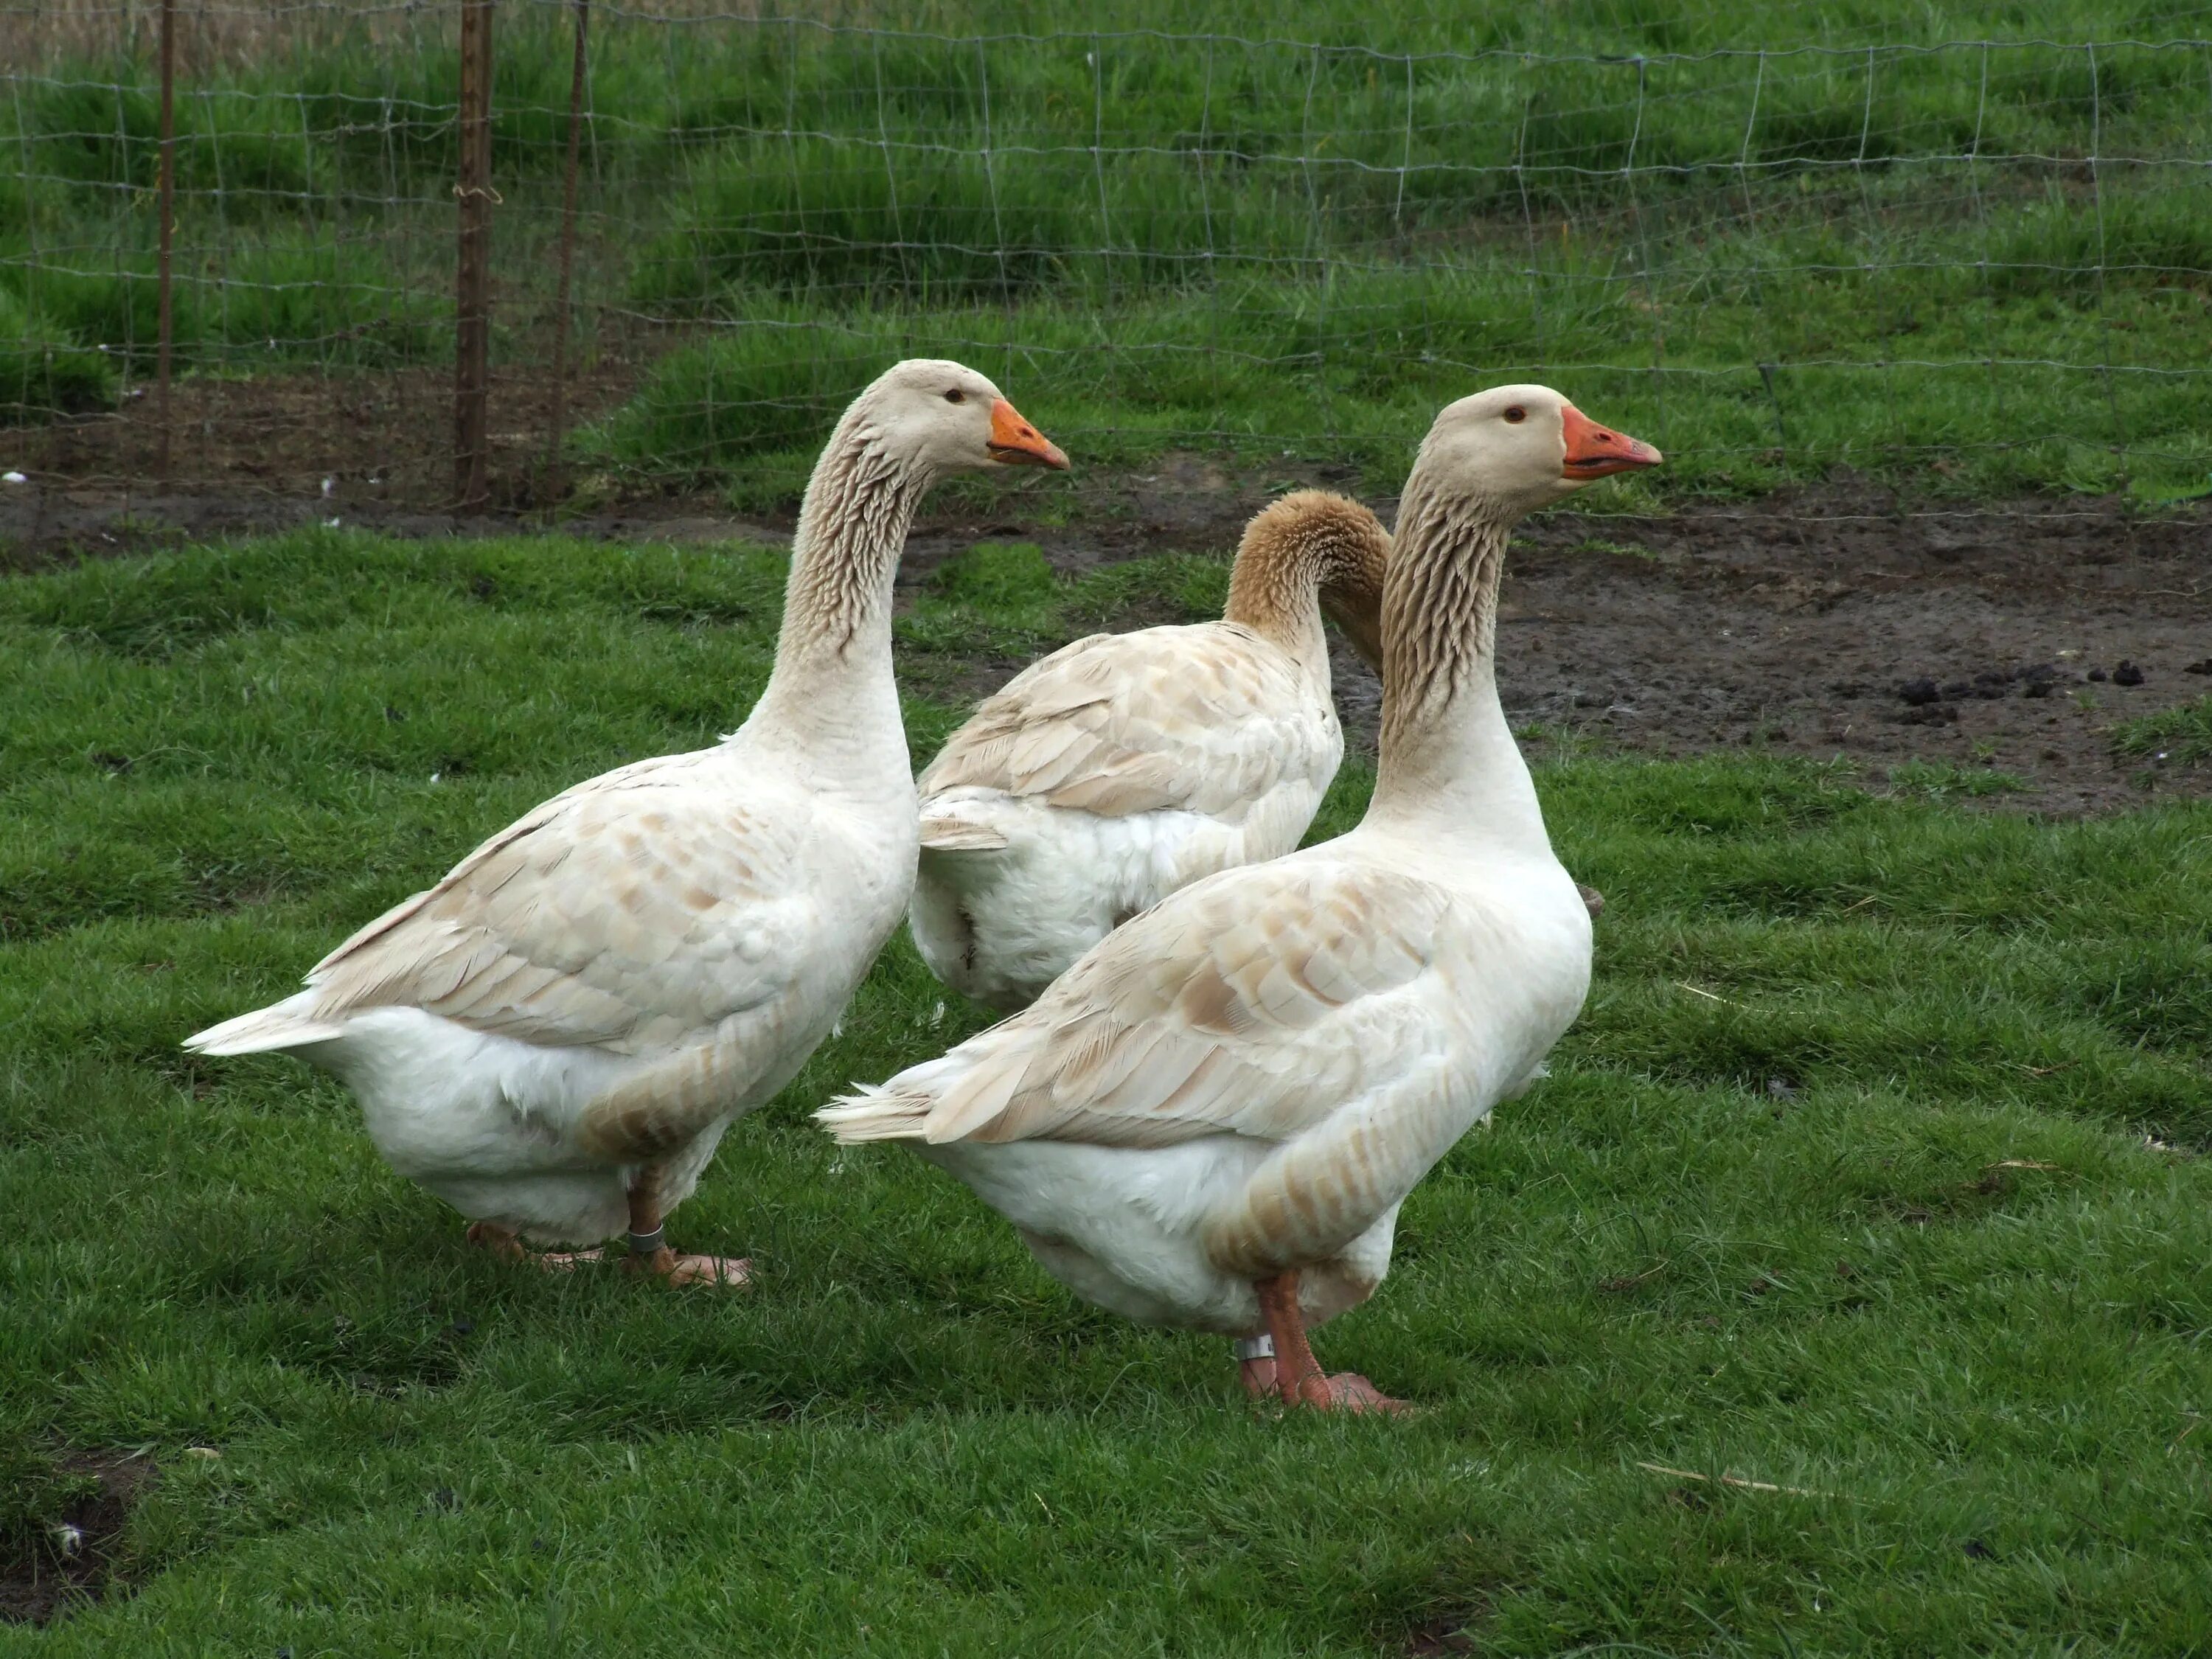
4;394;2208;814
1464;481;2210;815
0;1452;153;1626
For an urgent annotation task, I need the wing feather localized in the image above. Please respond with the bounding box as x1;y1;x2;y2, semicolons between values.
846;860;1457;1151
297;751;813;1053
918;624;1335;821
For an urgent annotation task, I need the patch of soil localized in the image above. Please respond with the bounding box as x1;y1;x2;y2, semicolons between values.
0;421;1311;572
0;361;646;567
1404;1615;1478;1655
1482;483;2212;815
1;1451;155;1626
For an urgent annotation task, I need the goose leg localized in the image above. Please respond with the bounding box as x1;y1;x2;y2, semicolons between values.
1234;1333;1278;1399
465;1221;604;1271
618;1166;751;1288
1253;1270;1405;1415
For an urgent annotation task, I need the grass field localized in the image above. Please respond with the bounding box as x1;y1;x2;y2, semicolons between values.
6;0;2212;502
4;526;2212;1652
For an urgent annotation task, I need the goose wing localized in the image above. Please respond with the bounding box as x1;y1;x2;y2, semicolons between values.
300;751;814;1054
919;624;1335;821
826;858;1464;1150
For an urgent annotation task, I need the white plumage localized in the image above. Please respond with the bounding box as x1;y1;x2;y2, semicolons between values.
186;359;1068;1277
188;754;902;1248
823;385;1660;1406
909;490;1389;1009
841;850;1587;1334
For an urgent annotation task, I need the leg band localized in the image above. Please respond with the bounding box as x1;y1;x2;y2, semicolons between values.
627;1226;666;1258
1233;1332;1276;1363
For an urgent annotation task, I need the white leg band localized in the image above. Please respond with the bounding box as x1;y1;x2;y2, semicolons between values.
1233;1333;1276;1363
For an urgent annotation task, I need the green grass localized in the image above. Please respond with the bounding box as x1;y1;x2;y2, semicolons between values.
5;1;2210;500
4;526;2212;1653
585;242;2212;502
2116;693;2212;766
1881;759;2030;800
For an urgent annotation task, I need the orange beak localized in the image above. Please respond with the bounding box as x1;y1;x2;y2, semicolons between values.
1560;404;1663;479
988;398;1070;470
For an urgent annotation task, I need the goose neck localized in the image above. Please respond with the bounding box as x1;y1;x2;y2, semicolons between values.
750;417;927;762
1222;539;1331;677
1366;484;1543;844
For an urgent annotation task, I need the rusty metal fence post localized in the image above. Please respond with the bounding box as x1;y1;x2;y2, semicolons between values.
154;0;176;482
545;0;588;493
453;0;495;510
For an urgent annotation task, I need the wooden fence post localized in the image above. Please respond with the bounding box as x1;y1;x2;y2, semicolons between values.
155;0;176;483
453;0;495;510
545;0;588;493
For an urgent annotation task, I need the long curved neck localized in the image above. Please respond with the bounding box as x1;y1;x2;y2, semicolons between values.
747;414;928;776
1223;540;1329;675
1366;476;1546;848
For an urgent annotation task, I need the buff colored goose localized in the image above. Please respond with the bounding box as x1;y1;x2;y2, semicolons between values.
909;490;1390;1010
186;360;1068;1284
821;385;1657;1406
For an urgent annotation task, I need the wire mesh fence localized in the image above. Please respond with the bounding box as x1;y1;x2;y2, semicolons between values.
3;2;2211;510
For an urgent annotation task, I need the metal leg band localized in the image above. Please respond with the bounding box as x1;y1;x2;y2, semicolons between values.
627;1226;666;1258
1232;1332;1276;1363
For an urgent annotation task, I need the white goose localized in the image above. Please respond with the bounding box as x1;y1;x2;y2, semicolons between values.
909;490;1390;1009
186;360;1068;1284
821;386;1658;1405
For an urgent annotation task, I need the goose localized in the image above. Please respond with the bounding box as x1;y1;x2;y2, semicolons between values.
820;386;1658;1405
908;490;1390;1010
185;360;1068;1284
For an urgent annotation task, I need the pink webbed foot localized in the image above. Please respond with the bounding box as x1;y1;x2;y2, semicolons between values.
534;1247;606;1271
465;1221;602;1273
1288;1370;1411;1415
1253;1270;1412;1416
617;1170;748;1287
621;1246;752;1288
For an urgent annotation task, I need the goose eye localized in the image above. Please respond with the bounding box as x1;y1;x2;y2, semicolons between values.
1503;406;1527;424
944;389;967;404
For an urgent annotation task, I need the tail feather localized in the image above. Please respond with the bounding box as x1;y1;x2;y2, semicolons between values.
918;814;1010;853
815;1085;936;1144
184;994;344;1057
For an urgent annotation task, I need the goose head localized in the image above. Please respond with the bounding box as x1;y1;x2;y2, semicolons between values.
852;358;1069;480
1418;383;1660;515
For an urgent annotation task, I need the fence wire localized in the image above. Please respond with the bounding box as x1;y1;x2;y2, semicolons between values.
2;2;2210;509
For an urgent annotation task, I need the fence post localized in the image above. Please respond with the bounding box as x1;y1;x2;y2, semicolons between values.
155;0;176;483
453;0;495;510
546;0;588;493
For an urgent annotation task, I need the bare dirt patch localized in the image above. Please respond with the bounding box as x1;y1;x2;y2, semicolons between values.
0;361;645;566
1484;484;2211;815
0;1450;156;1627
